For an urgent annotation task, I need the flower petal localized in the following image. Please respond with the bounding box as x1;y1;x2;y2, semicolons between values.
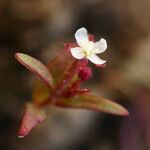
70;47;85;59
87;54;106;65
75;27;89;46
93;38;107;54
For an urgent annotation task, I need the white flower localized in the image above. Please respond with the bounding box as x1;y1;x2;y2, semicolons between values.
70;27;107;65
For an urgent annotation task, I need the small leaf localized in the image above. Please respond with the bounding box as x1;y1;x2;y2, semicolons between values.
47;50;74;83
15;53;54;89
18;103;46;138
32;79;51;105
56;94;129;116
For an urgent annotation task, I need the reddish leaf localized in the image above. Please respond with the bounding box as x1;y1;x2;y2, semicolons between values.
18;103;46;138
47;50;75;84
56;94;129;116
15;53;54;89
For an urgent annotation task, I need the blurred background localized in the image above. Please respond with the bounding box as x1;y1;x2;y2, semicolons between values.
0;0;150;149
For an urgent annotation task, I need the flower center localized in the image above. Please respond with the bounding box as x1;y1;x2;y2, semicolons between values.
81;41;94;57
83;50;91;57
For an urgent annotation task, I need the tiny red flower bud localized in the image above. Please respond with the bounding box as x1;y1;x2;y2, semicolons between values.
88;34;95;42
79;66;92;81
75;59;89;70
64;43;77;51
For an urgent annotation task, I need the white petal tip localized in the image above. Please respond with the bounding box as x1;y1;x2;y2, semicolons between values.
18;135;24;138
93;38;107;54
101;38;107;49
75;27;89;46
101;38;107;43
95;60;106;65
76;27;87;32
87;54;106;65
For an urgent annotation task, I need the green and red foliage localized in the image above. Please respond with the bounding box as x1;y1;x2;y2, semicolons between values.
15;39;129;138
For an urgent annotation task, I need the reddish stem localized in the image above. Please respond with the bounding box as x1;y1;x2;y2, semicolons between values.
40;59;88;106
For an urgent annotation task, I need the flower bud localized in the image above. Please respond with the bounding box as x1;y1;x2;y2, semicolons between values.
79;66;92;81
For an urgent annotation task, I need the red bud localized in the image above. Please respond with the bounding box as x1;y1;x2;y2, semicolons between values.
79;66;92;81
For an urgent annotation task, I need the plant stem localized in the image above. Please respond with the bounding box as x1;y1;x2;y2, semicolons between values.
40;59;88;106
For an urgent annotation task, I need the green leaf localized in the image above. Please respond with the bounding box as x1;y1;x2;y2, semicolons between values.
32;79;51;105
15;53;54;89
56;94;129;116
18;103;46;138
